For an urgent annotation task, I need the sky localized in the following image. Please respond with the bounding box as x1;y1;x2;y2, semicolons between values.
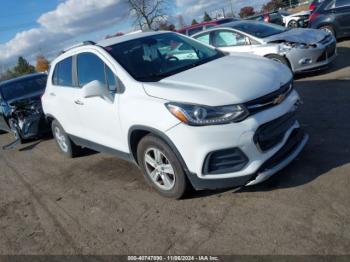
0;0;268;70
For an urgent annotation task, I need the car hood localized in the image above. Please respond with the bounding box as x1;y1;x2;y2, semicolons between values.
7;90;43;106
143;54;292;106
264;28;327;45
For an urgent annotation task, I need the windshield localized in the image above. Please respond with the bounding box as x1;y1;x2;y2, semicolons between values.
1;75;47;101
233;22;287;38
105;32;225;82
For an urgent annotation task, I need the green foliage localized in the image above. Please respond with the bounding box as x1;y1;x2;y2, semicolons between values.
203;12;212;22
262;0;285;12
191;19;199;25
0;57;36;82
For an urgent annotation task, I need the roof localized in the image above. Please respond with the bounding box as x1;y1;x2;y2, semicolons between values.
0;73;47;86
97;31;169;47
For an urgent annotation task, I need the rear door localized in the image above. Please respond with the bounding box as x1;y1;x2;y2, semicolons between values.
334;0;350;36
50;56;83;136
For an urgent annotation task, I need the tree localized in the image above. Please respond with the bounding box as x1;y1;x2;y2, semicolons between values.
191;19;199;25
262;0;284;12
203;11;212;22
12;57;35;77
157;21;175;31
36;55;49;72
239;6;255;18
127;0;167;30
0;70;14;81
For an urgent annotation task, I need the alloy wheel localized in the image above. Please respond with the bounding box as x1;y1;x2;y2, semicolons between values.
144;148;175;191
54;126;68;152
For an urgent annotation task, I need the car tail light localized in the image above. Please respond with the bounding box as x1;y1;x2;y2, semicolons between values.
309;12;320;22
309;3;316;11
263;14;270;23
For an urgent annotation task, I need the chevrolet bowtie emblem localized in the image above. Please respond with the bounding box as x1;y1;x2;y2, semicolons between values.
273;94;285;105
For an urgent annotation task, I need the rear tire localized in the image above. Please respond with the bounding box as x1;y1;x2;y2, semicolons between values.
51;120;80;158
137;134;188;199
319;25;335;37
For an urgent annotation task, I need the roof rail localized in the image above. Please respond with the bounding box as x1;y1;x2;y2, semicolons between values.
60;41;96;54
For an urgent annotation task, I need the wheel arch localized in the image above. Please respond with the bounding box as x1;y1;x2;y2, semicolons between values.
128;125;191;174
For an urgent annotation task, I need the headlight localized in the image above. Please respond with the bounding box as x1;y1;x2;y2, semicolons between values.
165;102;249;126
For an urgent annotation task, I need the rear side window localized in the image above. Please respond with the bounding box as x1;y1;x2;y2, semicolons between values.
52;57;73;86
335;0;350;7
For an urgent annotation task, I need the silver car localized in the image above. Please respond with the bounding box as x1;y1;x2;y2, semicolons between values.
192;20;337;73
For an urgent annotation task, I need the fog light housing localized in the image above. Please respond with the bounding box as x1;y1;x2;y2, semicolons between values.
299;58;313;65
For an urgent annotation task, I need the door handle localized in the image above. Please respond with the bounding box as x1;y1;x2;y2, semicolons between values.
49;92;56;96
74;100;84;105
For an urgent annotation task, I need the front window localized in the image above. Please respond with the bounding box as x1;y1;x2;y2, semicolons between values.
1;75;47;101
105;33;224;82
212;30;249;47
233;22;288;38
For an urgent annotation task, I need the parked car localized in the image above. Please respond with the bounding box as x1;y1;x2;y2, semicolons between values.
0;73;49;149
246;11;284;26
177;18;238;36
309;0;325;12
309;0;350;39
281;10;311;28
192;20;337;73
42;31;308;198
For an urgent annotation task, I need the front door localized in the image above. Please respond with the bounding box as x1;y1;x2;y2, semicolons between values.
212;30;253;53
74;52;124;151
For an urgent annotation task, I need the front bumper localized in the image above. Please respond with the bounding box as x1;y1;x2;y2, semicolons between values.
286;40;337;73
187;129;308;190
166;90;308;190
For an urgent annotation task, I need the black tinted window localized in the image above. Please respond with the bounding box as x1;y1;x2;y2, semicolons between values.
336;0;350;7
232;22;287;38
53;57;73;86
1;75;47;101
77;53;106;87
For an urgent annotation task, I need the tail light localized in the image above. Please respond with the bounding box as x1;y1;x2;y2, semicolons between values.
263;14;270;23
309;12;320;22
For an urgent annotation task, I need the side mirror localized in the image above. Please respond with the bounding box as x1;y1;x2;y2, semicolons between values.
82;80;108;99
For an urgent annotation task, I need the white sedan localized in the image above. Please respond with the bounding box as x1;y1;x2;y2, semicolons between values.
192;20;336;73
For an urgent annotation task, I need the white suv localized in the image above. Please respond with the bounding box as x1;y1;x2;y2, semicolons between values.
42;31;308;198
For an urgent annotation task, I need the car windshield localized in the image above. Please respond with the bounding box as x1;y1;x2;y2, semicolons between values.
1;75;47;101
105;32;225;82
233;22;288;38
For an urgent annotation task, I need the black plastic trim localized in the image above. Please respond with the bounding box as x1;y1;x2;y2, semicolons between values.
69;134;132;163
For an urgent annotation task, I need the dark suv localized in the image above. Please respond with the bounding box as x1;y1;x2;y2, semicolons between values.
0;73;49;148
309;0;350;39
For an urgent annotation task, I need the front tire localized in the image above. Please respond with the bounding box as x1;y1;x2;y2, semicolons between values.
319;25;335;37
137;134;188;199
287;20;298;28
51;120;80;158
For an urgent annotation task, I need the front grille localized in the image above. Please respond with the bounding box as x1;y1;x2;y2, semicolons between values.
203;148;248;175
259;128;305;172
245;81;293;115
254;112;296;152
